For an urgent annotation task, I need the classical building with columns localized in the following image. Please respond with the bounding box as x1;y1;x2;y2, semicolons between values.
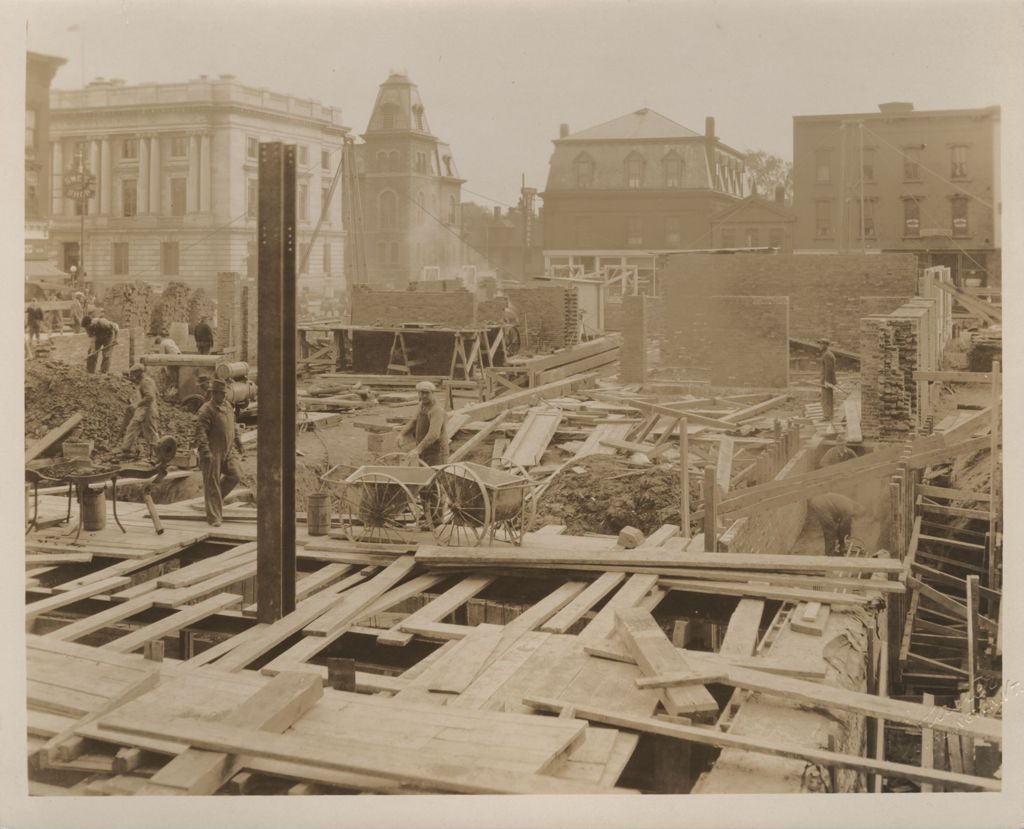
48;75;349;295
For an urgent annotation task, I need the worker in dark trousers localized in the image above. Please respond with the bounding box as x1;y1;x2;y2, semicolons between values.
82;315;119;373
194;315;214;354
196;379;245;527
399;380;450;466
26;301;44;347
808;493;861;556
818;338;837;422
121;365;160;459
818;439;857;468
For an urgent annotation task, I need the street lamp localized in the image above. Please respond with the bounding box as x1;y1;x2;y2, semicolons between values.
63;149;95;290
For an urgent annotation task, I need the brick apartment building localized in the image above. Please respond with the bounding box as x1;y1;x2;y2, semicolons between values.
542;108;747;289
350;73;466;288
709;188;796;252
48;75;348;295
460;201;545;282
792;102;1001;285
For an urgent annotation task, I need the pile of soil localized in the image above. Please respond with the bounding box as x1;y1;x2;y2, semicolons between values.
533;455;699;536
25;360;197;460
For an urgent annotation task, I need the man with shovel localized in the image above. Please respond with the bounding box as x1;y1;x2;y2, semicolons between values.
82;315;120;374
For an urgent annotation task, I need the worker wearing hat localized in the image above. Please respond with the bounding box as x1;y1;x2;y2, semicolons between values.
807;492;865;556
399;380;449;466
818;338;837;424
121;364;160;459
818;436;858;469
195;378;246;526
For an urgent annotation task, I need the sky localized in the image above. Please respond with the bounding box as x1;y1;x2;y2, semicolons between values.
20;0;1024;208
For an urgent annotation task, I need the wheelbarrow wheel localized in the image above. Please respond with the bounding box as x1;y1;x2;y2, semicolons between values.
427;463;491;547
181;394;206;414
485;458;536;546
338;471;421;545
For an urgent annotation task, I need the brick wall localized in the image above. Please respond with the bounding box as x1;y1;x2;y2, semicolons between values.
406;279;465;293
619;295;647;384
217;272;242;352
350;287;477;327
476;297;508;326
859;316;918;440
658;253;918;351
242;279;257;363
505;286;579;352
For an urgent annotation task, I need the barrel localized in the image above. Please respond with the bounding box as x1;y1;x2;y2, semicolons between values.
82;487;107;531
215;361;249;380
226;380;255;405
306;492;332;536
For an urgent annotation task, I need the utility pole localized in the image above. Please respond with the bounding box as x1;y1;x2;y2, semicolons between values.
859;121;866;254
520;177;537;284
63;148;95;289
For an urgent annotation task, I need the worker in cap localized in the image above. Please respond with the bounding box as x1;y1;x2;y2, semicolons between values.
195;378;246;526
121;364;160;459
82;314;120;374
399;380;449;466
818;436;858;469
818;338;837;424
807;492;864;556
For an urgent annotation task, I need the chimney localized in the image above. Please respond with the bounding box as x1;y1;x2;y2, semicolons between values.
775;184;786;204
493;206;501;219
878;101;914;114
559;123;570;139
705;116;715;140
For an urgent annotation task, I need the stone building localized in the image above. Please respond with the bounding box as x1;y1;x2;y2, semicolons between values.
48;75;349;295
542;108;747;289
792;102;1001;286
349;73;466;288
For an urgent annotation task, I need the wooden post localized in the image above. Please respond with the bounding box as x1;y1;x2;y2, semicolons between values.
987;360;1001;608
327;657;356;692
966;575;980;712
678;417;690;538
921;691;936;792
256;142;297;623
703;465;718;552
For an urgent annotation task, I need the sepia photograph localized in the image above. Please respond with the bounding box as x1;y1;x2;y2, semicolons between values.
3;0;1022;826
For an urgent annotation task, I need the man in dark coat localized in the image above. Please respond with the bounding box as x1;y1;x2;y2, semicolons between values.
194;316;214;354
195;379;245;526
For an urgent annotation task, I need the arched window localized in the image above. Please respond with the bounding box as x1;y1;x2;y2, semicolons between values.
574;153;594;188
389;151;400;172
416;192;425;226
663;151;683;187
378;190;397;229
624;152;645;189
375;151;388;173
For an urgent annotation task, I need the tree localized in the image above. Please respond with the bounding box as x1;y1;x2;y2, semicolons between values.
744;150;793;204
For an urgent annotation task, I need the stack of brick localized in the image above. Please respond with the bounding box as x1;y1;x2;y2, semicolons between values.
860;316;918;440
476;297;509;325
505;286;579;353
406;279;465;293
217;272;243;354
188;287;216;329
101;282;155;331
619;295;647;384
149;282;192;335
242;279;258;363
349;286;476;328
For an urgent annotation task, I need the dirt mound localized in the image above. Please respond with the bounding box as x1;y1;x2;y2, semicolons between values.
25;360;197;461
533;455;698;536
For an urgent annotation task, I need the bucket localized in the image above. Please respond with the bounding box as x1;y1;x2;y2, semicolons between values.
215;361;249;381
306;492;332;536
82;487;107;532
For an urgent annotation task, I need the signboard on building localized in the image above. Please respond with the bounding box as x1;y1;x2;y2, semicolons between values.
62;170;95;202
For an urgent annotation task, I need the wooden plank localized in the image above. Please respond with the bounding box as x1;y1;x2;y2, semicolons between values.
614;608;718;715
720;394;789;424
525;697;997;791
502;408;563;468
101;593;242;653
536;349;620;386
577;574;659;644
718;599;763;657
574;420;634;460
790;601;830;636
920;502;990;521
448;411;509;463
156;543;257;588
45;595;159;642
540;572;627;634
660;578;868;606
715;436;734;494
638;659;1002;743
921;692;936;792
909;577;997;634
25;413;84;463
377;576;494;647
26;576;132;628
302;556;418;637
916;484;991;503
913;370;992;384
452;372;598;424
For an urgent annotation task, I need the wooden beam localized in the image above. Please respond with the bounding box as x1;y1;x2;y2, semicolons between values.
448;412;509;463
916;484;991;503
539;572;626;634
717;599;763;657
101;593;242;653
715;436;734;494
703;465;718;551
26;576;132;628
660;578;868;606
25;413;84;463
377;576;493;647
452;373;598;423
913;371;992;384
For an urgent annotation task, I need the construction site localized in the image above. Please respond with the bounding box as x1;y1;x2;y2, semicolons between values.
19;130;1006;803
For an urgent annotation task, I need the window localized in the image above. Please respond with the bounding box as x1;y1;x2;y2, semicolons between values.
321;186;331;214
903;146;921;180
378;191;397;228
663;155;683;187
721;227;736;248
171;178;187;216
952;196;969;236
298;183;308;221
390;242;400;265
161;242;179;275
665;216;681;246
170;136;188;158
298;145;308;166
122;138;138;160
321;149;331;170
574;154;594;188
122;179;137;217
416;192;425;226
323;242;332;274
112;242;129;275
380;104;397;130
815;200;833;237
862;149;875;182
247;137;259;159
25;109;36;155
951;145;968;179
247;179;258;218
627;216;643;246
448;195;457;225
815;149;831;184
625;153;644;189
745;227;760;248
769;227;784;249
413;104;424;130
903;198;920;237
858;200;876;238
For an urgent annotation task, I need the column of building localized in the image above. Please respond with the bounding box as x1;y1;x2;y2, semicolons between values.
51;140;63;215
149;134;161;214
199;132;212;213
138;133;150;214
187;133;200;213
89;138;100;215
99;137;111;216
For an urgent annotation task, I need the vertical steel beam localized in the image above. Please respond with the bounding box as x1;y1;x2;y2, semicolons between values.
257;142;297;622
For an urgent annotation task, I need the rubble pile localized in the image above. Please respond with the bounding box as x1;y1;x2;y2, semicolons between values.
533;454;699;536
25;361;196;459
101;281;156;330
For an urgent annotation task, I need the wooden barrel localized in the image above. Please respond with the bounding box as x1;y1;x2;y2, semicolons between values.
82;487;107;531
306;492;332;536
215;361;249;380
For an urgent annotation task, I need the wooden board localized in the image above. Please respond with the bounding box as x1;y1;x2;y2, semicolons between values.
718;599;764;657
789;601;830;636
540;572;626;634
502;408;563;468
100;593;242;653
577;574;659;644
377;575;494;647
26;576;132;628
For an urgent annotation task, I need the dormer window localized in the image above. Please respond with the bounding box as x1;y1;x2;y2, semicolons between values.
624;152;644;189
574;153;594;188
380;104;397;130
